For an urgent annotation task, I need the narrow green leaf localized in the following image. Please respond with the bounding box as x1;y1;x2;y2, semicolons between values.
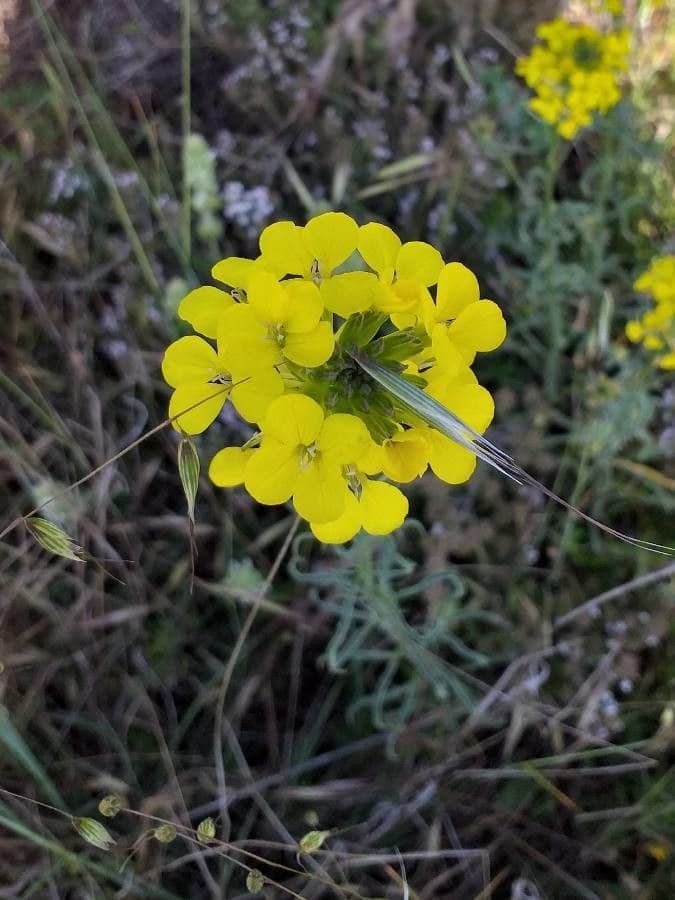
25;517;85;562
354;354;675;555
376;152;435;180
178;437;200;525
0;707;65;807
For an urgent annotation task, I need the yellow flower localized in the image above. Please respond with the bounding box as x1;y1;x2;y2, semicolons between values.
259;211;358;281
162;335;283;434
628;256;675;369
517;18;630;139
357;222;444;316
162;216;508;543
244;394;371;523
311;472;409;544
424;262;506;364
178;286;234;339
209;446;257;487
423;374;495;484
218;271;335;371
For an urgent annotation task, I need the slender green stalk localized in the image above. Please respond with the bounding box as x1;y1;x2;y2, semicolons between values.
181;0;192;262
543;133;562;402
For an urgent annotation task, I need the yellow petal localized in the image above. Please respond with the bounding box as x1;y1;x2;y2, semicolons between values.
230;368;284;423
431;382;495;434
658;352;675;370
318;414;371;465
381;430;429;482
262;393;324;447
283;321;335;367
245;440;299;504
359;479;408;535
218;304;280;371
178;286;234;339
259;221;313;277
162;336;220;387
320;271;378;317
435;263;480;320
304;212;358;276
430;325;470;375
446;300;506;353
284;280;323;332
395;241;443;286
358;222;401;283
311;491;361;543
209;446;254;487
426;431;477;484
211;256;260;290
169;382;228;434
247;271;290;325
292;458;347;524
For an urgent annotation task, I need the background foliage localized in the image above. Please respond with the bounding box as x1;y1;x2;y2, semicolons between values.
0;1;674;897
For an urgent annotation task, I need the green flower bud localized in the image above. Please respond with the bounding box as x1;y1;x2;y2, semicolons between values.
197;817;216;843
154;824;177;844
72;817;116;851
246;869;265;893
98;795;123;818
298;829;330;854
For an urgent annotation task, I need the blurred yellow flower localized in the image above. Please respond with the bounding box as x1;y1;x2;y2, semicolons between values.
626;256;675;370
516;17;631;139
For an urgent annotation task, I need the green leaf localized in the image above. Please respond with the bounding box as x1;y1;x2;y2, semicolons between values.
25;517;85;562
0;707;65;807
177;437;200;525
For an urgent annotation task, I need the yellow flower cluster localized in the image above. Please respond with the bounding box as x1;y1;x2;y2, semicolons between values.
516;17;631;139
162;212;506;543
625;256;675;371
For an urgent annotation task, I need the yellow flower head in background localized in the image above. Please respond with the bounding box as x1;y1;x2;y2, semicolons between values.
625;255;675;370
516;15;631;139
162;212;507;543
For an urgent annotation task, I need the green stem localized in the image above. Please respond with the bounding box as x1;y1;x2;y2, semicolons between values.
181;0;192;262
544;133;562;402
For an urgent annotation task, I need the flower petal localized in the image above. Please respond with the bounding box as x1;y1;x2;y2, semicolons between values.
311;491;361;544
218;303;280;372
247;271;290;325
283;321;335;367
230;368;284;423
211;256;260;290
259;221;313;277
178;286;234;339
169;382;228;434
381;430;429;482
446;300;506;353
304;212;358;276
395;241;443;285
435;262;480;320
292;459;347;524
209;446;254;487
262;393;324;447
162;336;220;387
358;222;401;283
426;430;477;485
318;414;371;465
245;440;299;505
285;280;323;332
359;479;408;535
320;271;379;317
